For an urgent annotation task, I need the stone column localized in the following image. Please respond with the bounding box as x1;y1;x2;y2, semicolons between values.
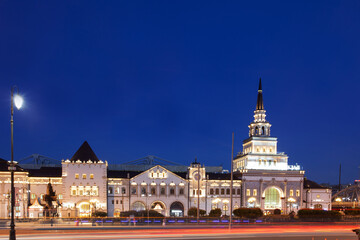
259;179;264;209
284;180;287;214
242;179;246;207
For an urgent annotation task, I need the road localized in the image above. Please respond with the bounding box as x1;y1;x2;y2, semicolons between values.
0;224;358;240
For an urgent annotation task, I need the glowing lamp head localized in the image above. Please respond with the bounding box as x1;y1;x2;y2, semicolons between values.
14;94;23;110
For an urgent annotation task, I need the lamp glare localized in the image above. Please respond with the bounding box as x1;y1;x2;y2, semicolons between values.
14;94;23;109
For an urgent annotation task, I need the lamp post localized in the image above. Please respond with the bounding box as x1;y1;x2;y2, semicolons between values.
10;86;24;240
141;193;151;225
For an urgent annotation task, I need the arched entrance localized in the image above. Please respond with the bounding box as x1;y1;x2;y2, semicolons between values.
78;202;91;217
264;187;282;210
170;201;184;217
132;201;146;212
151;201;166;215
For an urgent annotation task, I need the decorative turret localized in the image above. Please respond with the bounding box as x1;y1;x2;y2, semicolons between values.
249;78;272;137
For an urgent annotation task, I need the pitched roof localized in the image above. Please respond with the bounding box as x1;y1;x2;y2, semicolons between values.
304;179;328;189
207;172;241;180
27;167;62;177
70;141;100;163
0;158;24;172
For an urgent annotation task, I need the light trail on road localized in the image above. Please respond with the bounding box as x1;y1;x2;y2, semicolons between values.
0;224;358;240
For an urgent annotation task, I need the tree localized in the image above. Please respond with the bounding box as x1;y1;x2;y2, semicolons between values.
188;207;206;217
233;208;263;218
209;208;222;217
93;211;107;217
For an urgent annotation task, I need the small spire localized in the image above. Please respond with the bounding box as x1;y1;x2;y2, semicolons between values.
256;78;264;110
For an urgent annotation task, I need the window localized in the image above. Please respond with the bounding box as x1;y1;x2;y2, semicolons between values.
221;189;225;195
72;189;77;196
237;189;240;195
40;194;44;200
82;174;86;179
121;187;126;194
58;194;63;200
115;187;119;194
90;174;94;179
92;186;98;196
141;187;146;195
116;200;118;204
109;187;113;194
160;187;166;195
112;200;114;204
296;190;300;197
75;174;79;179
232;189;235;195
253;189;257;196
131;187;137;195
223;204;229;211
31;193;36;199
289;189;294;197
151;187;156;195
210;189;214;195
170;188;175;195
226;189;230;195
246;189;250;196
215;188;219;195
179;188;184;195
79;190;83;196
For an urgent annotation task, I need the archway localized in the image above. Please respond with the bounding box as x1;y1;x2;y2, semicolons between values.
264;187;282;210
170;201;184;217
314;204;322;209
78;202;91;217
132;201;146;212
151;201;166;215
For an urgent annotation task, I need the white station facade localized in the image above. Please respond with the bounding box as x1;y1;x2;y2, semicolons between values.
0;80;331;218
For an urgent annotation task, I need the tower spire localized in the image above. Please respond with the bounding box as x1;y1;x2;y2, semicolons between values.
256;78;264;110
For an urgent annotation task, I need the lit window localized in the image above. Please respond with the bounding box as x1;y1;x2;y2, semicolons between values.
259;159;261;165
75;174;79;179
58;194;63;199
40;194;44;200
263;148;266;152
246;189;250;196
31;194;36;199
290;189;294;197
82;174;86;179
90;174;94;179
270;148;273;153
79;190;83;196
296;190;300;197
253;189;257;196
317;194;320;198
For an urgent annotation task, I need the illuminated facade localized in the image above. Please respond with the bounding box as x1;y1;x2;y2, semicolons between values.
0;79;331;218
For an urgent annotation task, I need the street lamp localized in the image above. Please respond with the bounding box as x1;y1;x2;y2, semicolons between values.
10;86;23;240
141;193;151;225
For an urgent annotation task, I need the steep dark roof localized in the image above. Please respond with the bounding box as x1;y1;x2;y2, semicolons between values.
27;167;62;177
304;179;328;189
256;78;264;110
70;141;100;162
0;158;24;172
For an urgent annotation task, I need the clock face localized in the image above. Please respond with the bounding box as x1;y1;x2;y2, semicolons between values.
193;171;201;181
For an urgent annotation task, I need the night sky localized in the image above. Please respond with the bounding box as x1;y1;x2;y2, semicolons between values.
0;1;359;184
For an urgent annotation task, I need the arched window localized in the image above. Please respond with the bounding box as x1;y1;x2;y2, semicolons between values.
264;187;281;209
210;189;214;195
226;189;230;195
255;126;259;134
262;126;265;135
132;201;146;212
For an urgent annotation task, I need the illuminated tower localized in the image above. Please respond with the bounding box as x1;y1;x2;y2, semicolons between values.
233;79;296;171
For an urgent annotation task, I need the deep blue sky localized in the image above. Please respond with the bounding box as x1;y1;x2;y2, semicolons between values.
0;1;359;184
